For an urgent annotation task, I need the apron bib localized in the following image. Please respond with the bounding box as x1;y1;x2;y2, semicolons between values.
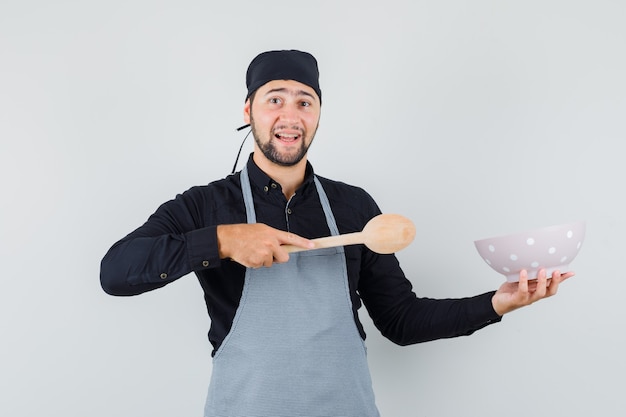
204;166;379;417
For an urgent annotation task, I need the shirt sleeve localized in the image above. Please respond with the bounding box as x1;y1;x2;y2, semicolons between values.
100;188;221;296
358;251;502;345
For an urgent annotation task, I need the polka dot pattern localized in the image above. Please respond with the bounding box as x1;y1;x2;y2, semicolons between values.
474;221;585;282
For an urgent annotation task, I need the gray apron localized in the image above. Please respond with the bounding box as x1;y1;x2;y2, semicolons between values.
204;166;380;417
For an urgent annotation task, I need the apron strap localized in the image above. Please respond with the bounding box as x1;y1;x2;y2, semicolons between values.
313;176;339;237
240;166;257;224
241;165;339;238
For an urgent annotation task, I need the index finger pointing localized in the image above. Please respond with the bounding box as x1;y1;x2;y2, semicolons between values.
280;232;315;252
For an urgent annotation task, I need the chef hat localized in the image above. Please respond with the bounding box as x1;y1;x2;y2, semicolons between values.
245;50;321;103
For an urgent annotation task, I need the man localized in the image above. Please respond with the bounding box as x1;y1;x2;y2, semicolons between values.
100;50;573;417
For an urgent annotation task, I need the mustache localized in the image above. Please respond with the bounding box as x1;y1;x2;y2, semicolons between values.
271;125;305;134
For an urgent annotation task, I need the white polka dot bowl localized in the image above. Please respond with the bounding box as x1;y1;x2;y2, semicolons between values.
474;221;585;282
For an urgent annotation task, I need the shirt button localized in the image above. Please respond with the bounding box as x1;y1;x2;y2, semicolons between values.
160;273;168;280
202;260;209;267
271;183;278;189
263;186;269;193
287;208;292;215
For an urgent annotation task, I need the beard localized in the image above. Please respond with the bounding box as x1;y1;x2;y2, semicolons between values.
250;115;317;167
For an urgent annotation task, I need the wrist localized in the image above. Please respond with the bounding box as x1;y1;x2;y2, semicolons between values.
216;225;231;259
491;295;507;317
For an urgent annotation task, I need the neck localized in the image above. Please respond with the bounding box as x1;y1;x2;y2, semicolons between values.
252;151;307;200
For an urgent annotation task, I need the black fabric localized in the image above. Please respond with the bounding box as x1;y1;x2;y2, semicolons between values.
245;50;322;103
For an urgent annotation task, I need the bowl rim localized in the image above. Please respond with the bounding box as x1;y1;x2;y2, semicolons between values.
474;220;586;244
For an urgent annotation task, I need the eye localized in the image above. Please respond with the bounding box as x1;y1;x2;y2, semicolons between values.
300;101;311;107
269;97;282;105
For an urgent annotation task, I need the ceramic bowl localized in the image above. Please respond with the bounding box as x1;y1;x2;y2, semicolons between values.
474;221;585;282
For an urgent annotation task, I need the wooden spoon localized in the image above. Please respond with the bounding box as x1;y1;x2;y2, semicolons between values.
283;214;416;254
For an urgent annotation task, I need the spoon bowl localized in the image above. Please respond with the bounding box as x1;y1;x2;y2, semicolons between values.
284;214;416;254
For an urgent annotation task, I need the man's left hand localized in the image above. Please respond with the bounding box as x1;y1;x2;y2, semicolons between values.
491;268;575;316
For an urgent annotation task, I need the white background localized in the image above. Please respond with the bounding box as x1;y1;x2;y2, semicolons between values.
1;1;624;416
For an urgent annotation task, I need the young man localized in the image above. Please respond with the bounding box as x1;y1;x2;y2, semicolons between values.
100;50;573;417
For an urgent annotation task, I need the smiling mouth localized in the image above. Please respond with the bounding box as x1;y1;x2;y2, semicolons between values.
274;132;301;143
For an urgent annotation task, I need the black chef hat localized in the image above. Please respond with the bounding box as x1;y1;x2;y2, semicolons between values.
245;50;321;103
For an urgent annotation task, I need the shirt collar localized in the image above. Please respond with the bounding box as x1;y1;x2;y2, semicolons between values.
245;153;315;195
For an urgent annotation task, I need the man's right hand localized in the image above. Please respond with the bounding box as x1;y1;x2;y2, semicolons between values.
216;224;314;268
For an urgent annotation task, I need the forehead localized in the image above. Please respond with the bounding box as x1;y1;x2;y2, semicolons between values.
257;79;319;101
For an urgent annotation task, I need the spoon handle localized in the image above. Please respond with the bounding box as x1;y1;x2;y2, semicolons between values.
283;231;365;253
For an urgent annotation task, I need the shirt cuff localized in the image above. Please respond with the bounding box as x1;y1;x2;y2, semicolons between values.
468;291;503;331
186;225;220;271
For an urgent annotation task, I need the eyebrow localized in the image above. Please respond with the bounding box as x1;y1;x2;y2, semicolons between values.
264;87;316;100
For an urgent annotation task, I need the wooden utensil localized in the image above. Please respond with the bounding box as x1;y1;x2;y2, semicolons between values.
283;214;416;254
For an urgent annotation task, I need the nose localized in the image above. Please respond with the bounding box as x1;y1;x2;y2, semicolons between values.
278;103;299;123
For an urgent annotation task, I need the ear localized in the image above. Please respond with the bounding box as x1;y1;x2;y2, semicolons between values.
243;99;251;124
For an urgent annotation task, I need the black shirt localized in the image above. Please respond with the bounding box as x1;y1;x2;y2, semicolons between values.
100;156;501;355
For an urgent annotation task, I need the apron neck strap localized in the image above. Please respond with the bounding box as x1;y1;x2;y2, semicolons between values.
240;165;339;237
